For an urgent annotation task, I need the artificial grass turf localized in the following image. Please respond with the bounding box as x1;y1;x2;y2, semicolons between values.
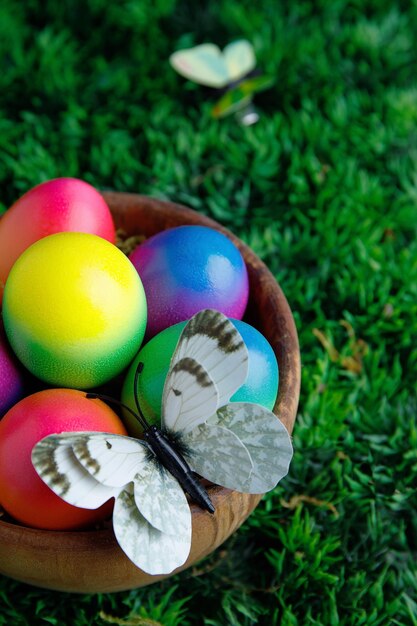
1;0;417;623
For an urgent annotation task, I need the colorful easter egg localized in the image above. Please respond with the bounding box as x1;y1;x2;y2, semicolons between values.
0;389;127;529
121;318;278;436
129;226;249;337
0;321;25;417
3;232;147;389
0;177;115;305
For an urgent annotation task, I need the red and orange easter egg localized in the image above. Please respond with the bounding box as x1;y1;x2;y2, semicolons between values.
0;389;127;530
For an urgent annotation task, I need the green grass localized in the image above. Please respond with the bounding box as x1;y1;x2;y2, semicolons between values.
1;0;417;624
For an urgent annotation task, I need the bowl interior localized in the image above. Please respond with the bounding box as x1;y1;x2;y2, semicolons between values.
0;193;300;592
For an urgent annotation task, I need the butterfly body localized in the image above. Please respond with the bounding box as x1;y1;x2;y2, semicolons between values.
144;425;215;514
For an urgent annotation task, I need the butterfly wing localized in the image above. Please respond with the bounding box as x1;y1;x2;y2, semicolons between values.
223;39;256;82
71;433;149;487
182;404;293;494
162;356;219;434
182;422;253;491
32;433;120;509
32;432;150;508
133;457;191;537
169;43;229;88
211;403;293;492
114;477;192;575
162;310;249;435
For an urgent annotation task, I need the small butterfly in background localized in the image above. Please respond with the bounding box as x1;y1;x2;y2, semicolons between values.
169;40;274;125
32;309;293;575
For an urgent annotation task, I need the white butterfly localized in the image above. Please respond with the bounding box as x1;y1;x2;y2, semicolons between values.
169;40;256;89
169;40;274;121
32;309;293;575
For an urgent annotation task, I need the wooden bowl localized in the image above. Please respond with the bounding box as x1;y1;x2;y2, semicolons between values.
0;193;300;593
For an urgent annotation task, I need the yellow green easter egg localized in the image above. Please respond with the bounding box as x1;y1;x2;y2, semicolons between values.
3;232;147;389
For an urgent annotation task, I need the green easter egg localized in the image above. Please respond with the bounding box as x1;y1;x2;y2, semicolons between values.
121;318;279;437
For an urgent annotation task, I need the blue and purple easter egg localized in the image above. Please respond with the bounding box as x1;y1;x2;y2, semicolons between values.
0;321;25;417
129;226;249;337
121;318;279;436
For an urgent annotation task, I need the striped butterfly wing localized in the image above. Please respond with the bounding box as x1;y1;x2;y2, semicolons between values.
161;354;219;435
161;309;249;434
32;432;121;509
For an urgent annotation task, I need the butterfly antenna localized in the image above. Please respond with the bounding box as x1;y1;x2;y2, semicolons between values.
86;391;150;431
133;362;149;426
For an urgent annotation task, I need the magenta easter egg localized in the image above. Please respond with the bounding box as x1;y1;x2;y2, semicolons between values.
0;389;127;529
0;321;25;417
129;226;249;337
0;177;115;305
